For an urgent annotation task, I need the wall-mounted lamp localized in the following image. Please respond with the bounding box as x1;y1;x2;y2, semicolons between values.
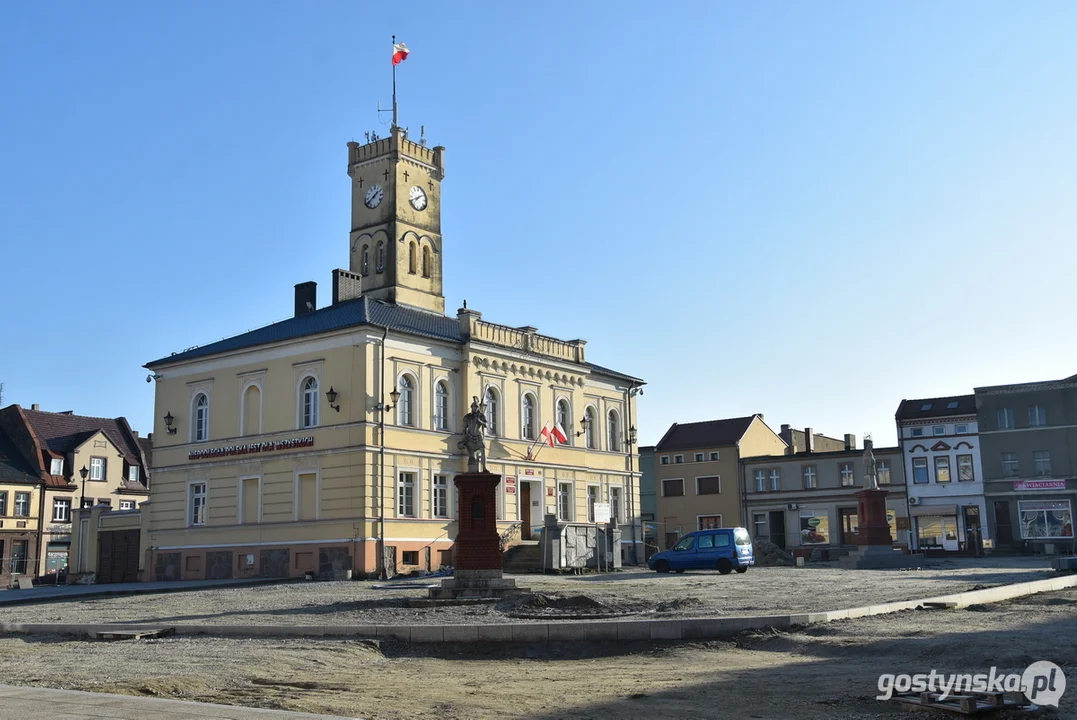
164;412;177;435
626;425;638;445
575;414;591;438
377;388;402;412
326;386;340;412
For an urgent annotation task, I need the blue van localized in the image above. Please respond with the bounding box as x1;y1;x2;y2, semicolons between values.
648;527;754;575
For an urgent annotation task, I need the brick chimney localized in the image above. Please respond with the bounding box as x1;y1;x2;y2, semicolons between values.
804;428;815;454
332;269;362;305
294;281;317;317
844;434;856;451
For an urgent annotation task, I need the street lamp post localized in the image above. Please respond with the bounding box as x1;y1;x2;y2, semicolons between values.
79;466;88;510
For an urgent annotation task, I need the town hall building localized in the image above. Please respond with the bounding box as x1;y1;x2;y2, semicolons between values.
137;125;644;579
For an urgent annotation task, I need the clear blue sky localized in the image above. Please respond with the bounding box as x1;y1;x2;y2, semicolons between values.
3;2;1076;447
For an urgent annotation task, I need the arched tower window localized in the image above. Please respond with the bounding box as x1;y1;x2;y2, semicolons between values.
301;376;319;428
522;394;536;440
608;409;622;452
422;245;431;278
398;375;415;426
585;407;597;450
484;388;499;436
434;381;449;431
409;241;417;274
376;241;385;273
193;393;209;442
557;399;570;438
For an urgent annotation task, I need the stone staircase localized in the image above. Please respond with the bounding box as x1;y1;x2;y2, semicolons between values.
502;541;542;573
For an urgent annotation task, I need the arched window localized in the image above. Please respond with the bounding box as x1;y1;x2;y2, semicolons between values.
376;241;385;272
301;376;319;428
408;241;417;274
422;245;431;278
434;381;449;431
398;375;415;426
193;393;209;442
361;245;370;275
608;409;621;452
522;394;536;440
585;406;597;449
557;399;571;440
242;384;261;436
484;388;499;436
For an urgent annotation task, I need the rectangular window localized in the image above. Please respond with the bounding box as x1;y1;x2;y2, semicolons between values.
802;465;817;489
587;486;598;522
710;452;719;461
696;476;721;495
912;457;929;484
753;512;767;539
694;453;704;463
0;492;7;516
769;469;781;491
877;460;891;485
934;456;951;483
90;456;106;481
660;456;669;465
397;472;416;517
957;454;975;482
401;550;419;566
50;458;63;475
14;492;30;517
189;482;207;526
662;478;684;497
1033;451;1052;477
674;455;684;464
932;426;945;436
1029;406;1046;427
698;515;721;530
119;500;135;510
609;487;622;523
81;498;94;509
911;428;923;437
799;510;829;544
998;408;1014;430
839;462;855;487
754;470;766;492
128;466;139;483
1002;452;1019;478
955;424;968;434
52;498;71;522
433;474;449;518
558;482;572;521
1018;500;1073;540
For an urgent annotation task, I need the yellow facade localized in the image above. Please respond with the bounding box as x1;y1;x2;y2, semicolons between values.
0;482;39;580
142;128;643;579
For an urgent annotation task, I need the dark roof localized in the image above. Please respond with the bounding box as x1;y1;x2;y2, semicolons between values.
22;409;144;464
147;297;463;367
895;395;976;422
138;437;153;469
146;296;643;384
742;445;901;462
655;415;760;452
0;427;39;485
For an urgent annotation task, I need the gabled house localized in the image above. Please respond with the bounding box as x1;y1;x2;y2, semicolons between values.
0;425;42;584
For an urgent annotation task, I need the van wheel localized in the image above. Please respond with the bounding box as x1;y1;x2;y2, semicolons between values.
675;569;685;574
735;566;748;574
717;559;733;575
655;560;670;574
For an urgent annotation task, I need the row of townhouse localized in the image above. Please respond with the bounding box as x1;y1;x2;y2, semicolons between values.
0;404;150;583
642;371;1076;557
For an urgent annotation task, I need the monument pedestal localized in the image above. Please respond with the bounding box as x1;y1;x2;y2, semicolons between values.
427;472;528;600
840;488;924;569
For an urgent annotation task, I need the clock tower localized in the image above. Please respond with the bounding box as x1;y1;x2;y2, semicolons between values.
347;125;446;313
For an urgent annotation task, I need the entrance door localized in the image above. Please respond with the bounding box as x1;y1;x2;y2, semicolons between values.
769;511;787;549
11;540;28;575
994;501;1014;546
520;483;532;540
839;508;859;545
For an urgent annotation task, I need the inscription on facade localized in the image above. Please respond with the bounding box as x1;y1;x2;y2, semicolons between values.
188;436;314;461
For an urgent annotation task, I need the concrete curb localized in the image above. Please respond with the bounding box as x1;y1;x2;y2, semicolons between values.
2;574;1074;644
0;577;286;607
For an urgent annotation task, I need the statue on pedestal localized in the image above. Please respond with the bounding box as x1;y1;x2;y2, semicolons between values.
862;437;878;490
459;396;488;473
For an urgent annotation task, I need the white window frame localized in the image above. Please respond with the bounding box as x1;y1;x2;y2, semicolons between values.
521;392;538;440
557;481;573;521
119;500;135;511
89;456;106;481
1001;452;1019;478
397;470;417;518
754;469;766;492
661;477;685;497
910;427;924;437
188;481;207;527
397;373;418;427
14;492;30;517
694;452;704;463
50;458;63;475
802;465;817;489
660;455;670;465
293;470;321;522
586;484;599;523
483;386;501;437
695;475;721;495
709;452;720;461
52;497;71;522
998;407;1014;430
238;474;263;524
556;397;572;446
955;424;968;434
1033;450;1052;477
1029;405;1046;427
432;472;451;519
434;380;450;432
674;454;684;464
607;409;622;453
877;460;892;485
840;462;855;487
192;391;210;443
128;465;139;483
299;374;319;429
769;468;781;491
608;485;623;524
932;426;945;436
584;406;597;449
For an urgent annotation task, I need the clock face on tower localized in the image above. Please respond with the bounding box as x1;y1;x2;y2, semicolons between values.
364;184;383;209
408;185;427;211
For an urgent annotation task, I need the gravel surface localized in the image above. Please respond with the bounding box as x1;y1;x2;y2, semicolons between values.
0;557;1055;627
0;587;1073;719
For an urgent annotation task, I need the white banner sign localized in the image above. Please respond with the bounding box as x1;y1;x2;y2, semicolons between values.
594;502;611;524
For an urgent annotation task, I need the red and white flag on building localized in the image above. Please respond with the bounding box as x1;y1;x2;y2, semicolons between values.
540;422;569;447
392;42;410;65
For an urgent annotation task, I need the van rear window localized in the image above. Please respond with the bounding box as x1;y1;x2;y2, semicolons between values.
734;528;751;546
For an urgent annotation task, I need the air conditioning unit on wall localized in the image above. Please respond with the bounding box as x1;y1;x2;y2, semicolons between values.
786;503;798;511
909;497;920;506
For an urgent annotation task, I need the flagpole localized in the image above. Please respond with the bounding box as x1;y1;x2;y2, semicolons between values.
391;35;398;128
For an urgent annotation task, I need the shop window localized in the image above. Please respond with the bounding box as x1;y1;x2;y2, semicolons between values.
799;510;828;544
1018;501;1073;540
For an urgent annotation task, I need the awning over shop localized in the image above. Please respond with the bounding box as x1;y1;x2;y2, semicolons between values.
910;504;958;517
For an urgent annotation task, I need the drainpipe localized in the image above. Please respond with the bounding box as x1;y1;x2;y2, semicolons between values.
377;326;389;579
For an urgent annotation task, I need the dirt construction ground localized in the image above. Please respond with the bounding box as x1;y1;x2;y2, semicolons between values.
0;587;1074;719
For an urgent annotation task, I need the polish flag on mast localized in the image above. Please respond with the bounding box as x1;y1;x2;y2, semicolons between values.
540;422;569;447
392;42;410;65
